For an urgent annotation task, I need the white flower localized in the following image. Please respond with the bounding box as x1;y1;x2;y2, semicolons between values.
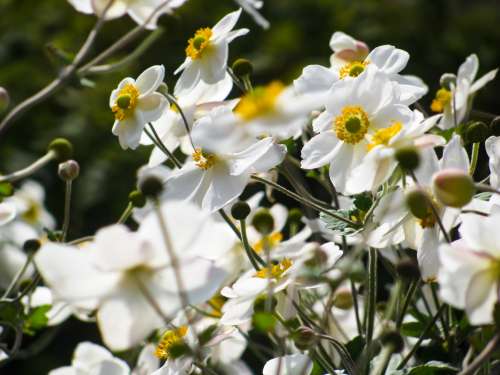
22;286;72;326
431;54;497;129
438;213;500;325
67;0;187;29
0;202;15;226
164;107;286;212
48;341;129;375
110;65;167;150
175;9;249;92
301;67;412;194
486;135;500;189
262;354;313;375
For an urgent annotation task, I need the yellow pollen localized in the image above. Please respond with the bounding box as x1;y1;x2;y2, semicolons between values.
431;88;452;113
155;326;188;360
112;83;140;121
207;294;226;318
367;122;402;151
339;61;369;79
255;258;292;279
234;81;285;121
334;105;370;144
253;232;283;253
192;148;217;170
186;28;213;60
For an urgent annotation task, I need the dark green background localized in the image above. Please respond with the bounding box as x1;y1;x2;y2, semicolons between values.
1;0;499;373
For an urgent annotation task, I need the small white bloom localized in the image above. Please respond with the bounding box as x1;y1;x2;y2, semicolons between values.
110;65;167;150
0;202;15;226
262;354;313;375
486;135;500;189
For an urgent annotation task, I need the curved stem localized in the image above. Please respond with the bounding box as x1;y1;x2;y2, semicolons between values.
469;142;480;176
239;220;263;270
458;334;500;375
0;151;55;183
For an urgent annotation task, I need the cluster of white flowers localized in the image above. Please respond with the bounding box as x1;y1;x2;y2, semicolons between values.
2;1;500;374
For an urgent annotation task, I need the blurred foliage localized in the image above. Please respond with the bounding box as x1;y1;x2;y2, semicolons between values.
1;0;500;372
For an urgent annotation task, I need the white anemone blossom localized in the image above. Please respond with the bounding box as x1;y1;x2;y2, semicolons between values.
67;0;188;29
262;354;313;375
301;67;413;194
164;107;286;212
438;213;500;325
0;202;15;226
175;9;249;92
110;65;167;150
35;200;231;351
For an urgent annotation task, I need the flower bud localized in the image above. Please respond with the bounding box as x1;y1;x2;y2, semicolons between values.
23;239;41;253
231;201;251;220
232;58;253;77
490;116;500;137
48;138;73;162
465;121;490;144
288;208;303;223
292;326;317;350
440;73;456;90
58;160;80;181
332;287;354;310
380;331;404;353
395;146;420;171
0;182;14;198
395;258;421;281
158;82;169;96
251;208;274;235
433;169;475;208
0;87;9;112
128;190;146;208
139;176;164;198
405;188;433;219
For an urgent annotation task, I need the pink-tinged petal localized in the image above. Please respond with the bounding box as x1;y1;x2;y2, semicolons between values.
367;45;409;75
211;8;243;39
136;65;165;96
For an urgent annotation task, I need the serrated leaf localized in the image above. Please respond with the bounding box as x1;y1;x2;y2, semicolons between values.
320;210;362;236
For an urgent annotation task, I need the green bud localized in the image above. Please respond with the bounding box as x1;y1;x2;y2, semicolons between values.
0;182;14;197
231;201;251;220
251;208;274;235
490;116;500;137
0;87;9;113
465;121;490;144
433;168;475;208
288;208;303;223
139;176;164;198
395;146;420;171
128;190;146;208
292;326;317;350
440;73;456;90
23;239;41;253
405;188;433;219
48;138;73;162
232;58;253;77
58;160;80;181
158;82;169;96
380;331;404;353
395;258;421;281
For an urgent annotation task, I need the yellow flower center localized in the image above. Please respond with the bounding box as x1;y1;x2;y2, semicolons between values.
234;82;285;121
334;105;370;144
253;232;283;253
430;88;452;113
22;199;41;224
155;326;188;360
255;258;293;279
367;122;402;151
112;83;140;121
192;148;217;170
186;28;213;60
339;61;369;79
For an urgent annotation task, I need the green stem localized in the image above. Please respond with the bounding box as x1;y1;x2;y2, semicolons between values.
365;248;378;348
117;202;133;224
469;142;480;176
61;181;72;242
145;123;182;168
396;279;420;328
239;220;261;270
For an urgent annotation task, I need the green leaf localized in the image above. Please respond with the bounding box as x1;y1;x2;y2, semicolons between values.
346;335;365;361
0;182;13;197
353;194;372;212
401;321;426;338
23;304;51;334
0;300;22;324
320;209;362;236
252;312;277;333
407;361;458;374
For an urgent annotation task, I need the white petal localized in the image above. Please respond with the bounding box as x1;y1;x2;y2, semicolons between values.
67;0;93;14
199;41;228;84
226;28;250;43
459;214;500;256
439;134;469;172
73;342;112;369
164;163;210;208
458;54;479;83
470;68;498;93
229;138;280;175
138;93;167;123
465;271;497;325
211;8;243;39
367;45;409;75
294;65;337;95
301;131;339;169
329;31;358;52
263;354;313;375
0;202;16;226
417;228;441;282
203;165;248;211
175;61;201;94
136;65;165;96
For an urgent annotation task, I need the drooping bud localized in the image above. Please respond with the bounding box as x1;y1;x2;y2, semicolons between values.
58;160;80;181
251;208;274;235
490;116;500;137
128;190;146;208
380;331;404;353
139;176;164;198
232;58;253;78
23;239;41;253
0;87;9;112
48;138;73;162
395;258;421;281
395;146;420;171
432;168;475;208
292;326;317;350
231;201;251;220
465;121;490;144
440;73;456;90
405;188;433;219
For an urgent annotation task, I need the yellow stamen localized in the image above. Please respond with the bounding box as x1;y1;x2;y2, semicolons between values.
186;28;213;60
334;105;370;144
367;121;402;151
155;326;188;360
339;61;369;79
430;88;452;113
207;294;226;318
234;82;285;121
255;258;292;279
253;232;283;253
111;83;140;121
192;148;217;170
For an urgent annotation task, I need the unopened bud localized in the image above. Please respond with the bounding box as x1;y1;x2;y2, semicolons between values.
292;326;317;350
0;87;9;112
252;208;274;235
128;190;146;208
380;331;404;353
231;201;251;220
465;121;490;144
405;188;433;219
396;258;421;281
332;287;354;310
139;176;164;198
158;82;169;96
58;160;80;181
433;169;475;208
440;73;456;90
232;58;253;77
23;239;41;253
288;208;303;223
490;116;500;137
395;146;420;171
48;138;73;162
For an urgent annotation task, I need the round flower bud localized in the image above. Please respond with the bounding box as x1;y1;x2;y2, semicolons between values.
395;146;420;171
380;331;404;353
0;182;14;198
231;201;251;220
23;239;41;253
232;58;253;77
433;168;475;208
490;116;500;137
440;73;456;90
0;87;9;112
251;208;274;235
158;82;169;96
288;208;303;223
292;326;317;350
465;121;490;144
128;190;146;208
395;258;421;281
139;176;164;198
332;287;354;310
58;160;80;181
405;188;433;219
48;138;73;162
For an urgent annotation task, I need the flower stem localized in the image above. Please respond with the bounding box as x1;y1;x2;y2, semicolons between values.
61;180;72;242
117;202;133;224
239;220;262;270
0;151;55;183
469;142;480;176
365;247;378;348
